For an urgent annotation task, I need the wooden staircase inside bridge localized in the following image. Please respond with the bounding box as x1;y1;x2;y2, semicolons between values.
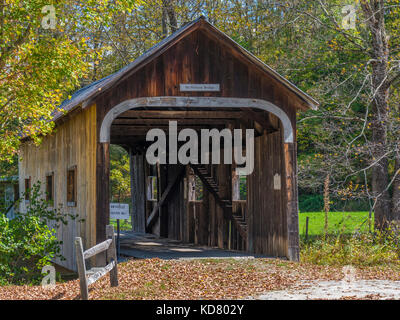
190;164;248;241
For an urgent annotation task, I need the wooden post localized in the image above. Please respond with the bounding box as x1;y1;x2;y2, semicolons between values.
284;142;300;261
305;216;309;241
228;220;232;250
129;147;134;231
158;163;169;237
116;219;120;257
132;153;146;232
96;142;110;267
106;225;118;287
75;237;89;300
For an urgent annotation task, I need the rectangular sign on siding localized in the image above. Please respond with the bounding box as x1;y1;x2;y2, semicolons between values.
110;203;130;220
179;83;220;92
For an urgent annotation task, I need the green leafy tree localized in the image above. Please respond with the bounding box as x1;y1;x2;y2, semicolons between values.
271;0;400;227
110;144;131;203
0;0;89;161
0;0;141;163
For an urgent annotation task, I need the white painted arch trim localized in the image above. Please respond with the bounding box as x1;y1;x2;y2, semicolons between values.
99;96;294;143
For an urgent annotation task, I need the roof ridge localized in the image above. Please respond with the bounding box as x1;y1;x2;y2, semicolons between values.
54;16;318;123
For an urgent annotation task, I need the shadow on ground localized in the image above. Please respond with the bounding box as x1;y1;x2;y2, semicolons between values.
119;231;267;260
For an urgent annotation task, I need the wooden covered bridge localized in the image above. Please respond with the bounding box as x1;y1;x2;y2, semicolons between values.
19;17;318;271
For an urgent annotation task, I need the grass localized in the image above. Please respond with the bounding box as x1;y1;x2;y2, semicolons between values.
110;218;132;231
112;211;399;267
113;212;374;235
299;211;373;237
112;211;374;237
298;211;400;266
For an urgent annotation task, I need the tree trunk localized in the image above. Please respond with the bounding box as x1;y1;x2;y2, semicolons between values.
371;100;391;228
162;0;178;33
361;1;392;228
392;157;400;220
161;5;167;37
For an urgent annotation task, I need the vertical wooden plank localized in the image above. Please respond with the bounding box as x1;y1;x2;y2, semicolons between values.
262;132;269;255
191;30;200;90
274;130;285;256
280;127;289;256
208;165;216;247
180;172;186;241
132;154;146;233
106;225;118;287
256;134;262;254
129;147;135;231
96;142;109;266
284;142;300;261
166;164;185;240
144;162;152;224
188;202;195;243
197;202;207;245
202;182;210;246
247;136;254;253
75;237;89;300
216;163;224;249
159;164;169;237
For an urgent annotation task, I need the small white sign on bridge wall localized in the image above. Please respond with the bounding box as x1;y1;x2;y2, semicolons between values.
179;83;220;92
110;203;130;220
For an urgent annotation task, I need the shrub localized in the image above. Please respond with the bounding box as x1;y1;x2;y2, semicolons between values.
299;194;324;212
299;193;371;212
0;182;77;285
300;227;400;266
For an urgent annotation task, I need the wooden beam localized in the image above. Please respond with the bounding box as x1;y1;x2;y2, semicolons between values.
100;97;294;144
111;124;226;129
146;165;186;231
87;260;116;286
240;108;277;132
112;118;235;125
111;136;148;145
110;125;226;136
83;239;112;259
118;110;243;119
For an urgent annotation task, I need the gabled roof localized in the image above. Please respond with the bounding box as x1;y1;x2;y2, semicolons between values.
55;16;318;122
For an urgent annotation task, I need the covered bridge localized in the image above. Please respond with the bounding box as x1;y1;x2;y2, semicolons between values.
19;17;318;271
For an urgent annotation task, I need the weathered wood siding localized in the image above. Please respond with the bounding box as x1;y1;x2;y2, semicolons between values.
19;104;97;271
247;129;287;257
95;28;297;129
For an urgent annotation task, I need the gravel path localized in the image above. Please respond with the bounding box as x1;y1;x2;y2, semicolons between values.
255;280;400;300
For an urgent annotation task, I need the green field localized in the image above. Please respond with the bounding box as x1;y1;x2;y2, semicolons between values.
299;211;372;236
112;211;373;237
